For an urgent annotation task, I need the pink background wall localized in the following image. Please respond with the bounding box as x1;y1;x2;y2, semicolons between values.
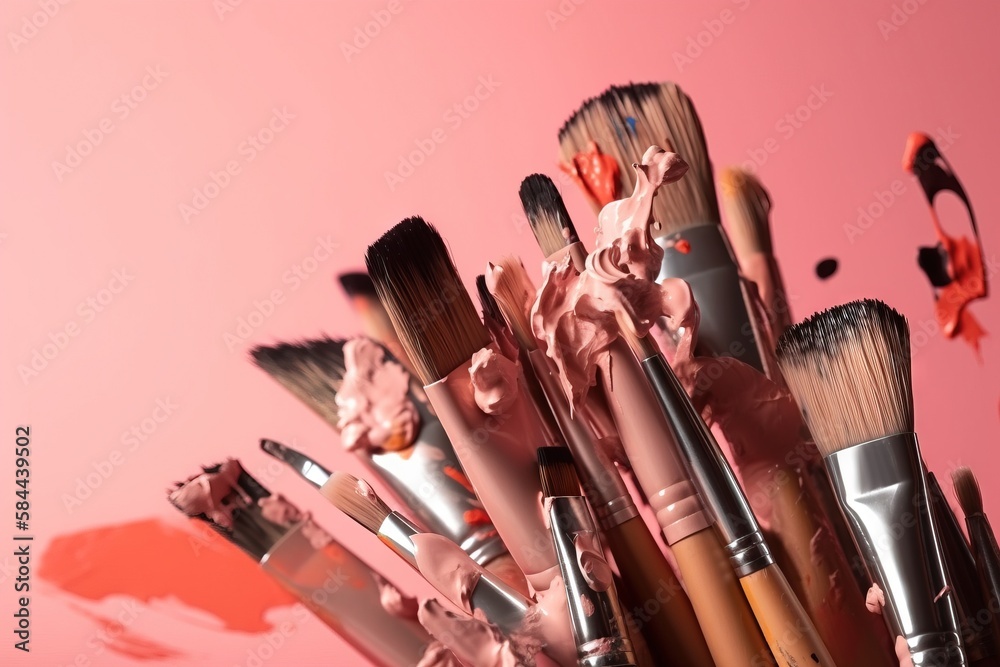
2;0;998;664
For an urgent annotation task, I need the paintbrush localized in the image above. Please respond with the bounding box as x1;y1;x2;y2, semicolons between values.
718;167;792;337
559;83;769;373
365;216;560;592
250;338;516;576
618;316;834;667
337;270;414;373
520;173;766;667
488;252;713;666
777;299;966;666
928;472;1000;665
167;458;432;667
954;466;1000;658
538;446;637;667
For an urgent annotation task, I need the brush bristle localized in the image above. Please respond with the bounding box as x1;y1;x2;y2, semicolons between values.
775;299;913;456
250;338;347;427
337;271;378;298
558;82;718;233
476;274;505;328
719;167;773;256
488;257;537;352
365;217;490;385
537;447;581;498
327;471;391;534
953;466;984;516
519;174;578;257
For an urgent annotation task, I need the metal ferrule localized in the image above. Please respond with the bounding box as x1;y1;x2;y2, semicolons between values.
526;349;638;530
548;496;636;667
468;572;531;636
367;392;509;566
638;353;772;577
825;432;966;667
377;512;422;569
655;224;765;372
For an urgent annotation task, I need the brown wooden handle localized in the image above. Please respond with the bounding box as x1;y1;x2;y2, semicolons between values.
740;563;837;667
673;528;776;667
605;517;715;667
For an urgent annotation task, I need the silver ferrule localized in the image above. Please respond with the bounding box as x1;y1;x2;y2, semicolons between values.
825;432;966;667
468;572;531;636
655;224;765;373
547;496;636;667
377;512;422;569
527;349;637;529
638;353;772;577
367;393;508;566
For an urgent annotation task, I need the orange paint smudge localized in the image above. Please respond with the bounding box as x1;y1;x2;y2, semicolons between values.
674;239;691;254
560;141;620;209
903;132;987;356
463;509;491;526
40;518;295;634
443;465;475;494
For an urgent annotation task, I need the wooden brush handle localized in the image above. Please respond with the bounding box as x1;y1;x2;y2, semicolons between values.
672;528;775;667
604;516;714;667
483;553;531;597
769;467;894;665
740;563;836;667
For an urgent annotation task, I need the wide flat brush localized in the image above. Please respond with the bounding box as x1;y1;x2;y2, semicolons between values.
777;299;965;666
559;83;768;372
521;173;768;667
366;216;560;592
955;466;1000;658
167;459;431;667
489;252;713;667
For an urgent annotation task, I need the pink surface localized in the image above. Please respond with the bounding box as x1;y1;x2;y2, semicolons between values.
1;0;998;664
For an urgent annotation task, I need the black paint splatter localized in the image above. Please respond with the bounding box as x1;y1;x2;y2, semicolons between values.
917;245;952;287
815;258;838;279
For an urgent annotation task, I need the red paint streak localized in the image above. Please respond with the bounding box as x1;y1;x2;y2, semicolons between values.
72;605;184;660
903;132;987;355
674;239;691;254
40;518;295;634
463;509;492;526
443;465;475;494
560;141;620;209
